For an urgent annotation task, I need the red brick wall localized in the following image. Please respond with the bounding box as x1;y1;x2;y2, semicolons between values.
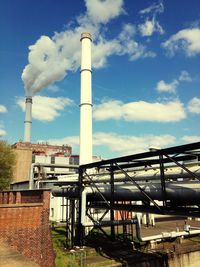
0;190;55;267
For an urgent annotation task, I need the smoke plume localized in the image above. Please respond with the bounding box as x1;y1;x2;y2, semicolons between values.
21;0;155;95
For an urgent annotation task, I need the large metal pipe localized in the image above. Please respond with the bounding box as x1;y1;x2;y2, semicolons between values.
79;32;92;165
29;163;79;189
24;96;32;142
52;181;200;204
82;165;200;183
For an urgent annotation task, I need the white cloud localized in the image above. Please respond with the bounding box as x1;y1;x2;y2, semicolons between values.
116;23;156;60
188;97;200;114
118;23;136;40
85;0;125;24
0;129;6;138
178;70;192;82
42;131;199;157
156;80;179;93
139;20;154;37
139;19;164;37
94;132;176;155
39;132;199;158
0;125;6;138
41;132;176;156
0;105;7;113
138;1;164;37
139;2;164;15
156;70;192;94
16;95;73;122
22;0;155;95
92;38;121;68
94;99;186;122
181;135;200;143
94;100;123;120
162;28;200;56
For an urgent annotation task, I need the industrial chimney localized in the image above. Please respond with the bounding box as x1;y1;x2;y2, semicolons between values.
79;33;92;165
24;96;32;142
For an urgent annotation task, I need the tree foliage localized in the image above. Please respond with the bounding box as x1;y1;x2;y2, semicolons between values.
0;141;16;191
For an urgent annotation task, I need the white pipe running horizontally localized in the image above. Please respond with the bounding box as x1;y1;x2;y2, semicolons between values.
135;214;200;242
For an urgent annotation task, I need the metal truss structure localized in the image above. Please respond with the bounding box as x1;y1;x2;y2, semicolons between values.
75;142;200;245
53;142;200;246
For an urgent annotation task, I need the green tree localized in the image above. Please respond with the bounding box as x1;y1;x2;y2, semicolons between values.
0;141;16;191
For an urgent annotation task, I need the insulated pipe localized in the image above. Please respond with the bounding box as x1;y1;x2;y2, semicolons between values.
52;182;200;235
81;187;92;226
52;181;200;229
24;96;32;142
78;164;200;184
29;163;35;189
80;32;92;165
29;163;79;189
30;164;200;189
135;215;200;242
82;170;200;184
52;181;200;204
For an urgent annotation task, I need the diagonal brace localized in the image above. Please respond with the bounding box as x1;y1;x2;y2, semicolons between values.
84;171;111;209
164;153;200;182
115;162;163;212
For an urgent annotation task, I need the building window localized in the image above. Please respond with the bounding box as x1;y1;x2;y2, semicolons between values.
32;155;35;163
51;156;55;171
51;208;54;217
69;157;74;165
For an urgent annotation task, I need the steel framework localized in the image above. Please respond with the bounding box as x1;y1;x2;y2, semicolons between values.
75;142;200;245
52;142;200;246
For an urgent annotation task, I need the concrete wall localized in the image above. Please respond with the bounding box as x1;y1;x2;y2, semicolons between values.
0;190;55;267
168;250;200;267
49;194;64;222
34;155;70;173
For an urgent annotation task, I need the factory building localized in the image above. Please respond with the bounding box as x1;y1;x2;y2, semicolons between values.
10;141;79;222
11;140;101;223
11;141;78;184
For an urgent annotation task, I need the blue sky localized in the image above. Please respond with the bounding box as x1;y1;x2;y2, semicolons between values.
0;0;200;158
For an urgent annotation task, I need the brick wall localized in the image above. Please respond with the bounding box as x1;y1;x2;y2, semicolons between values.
0;190;55;267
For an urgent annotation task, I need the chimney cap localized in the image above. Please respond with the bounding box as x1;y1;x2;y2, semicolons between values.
80;32;92;41
25;96;32;103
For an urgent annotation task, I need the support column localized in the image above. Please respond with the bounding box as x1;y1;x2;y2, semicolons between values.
110;164;115;240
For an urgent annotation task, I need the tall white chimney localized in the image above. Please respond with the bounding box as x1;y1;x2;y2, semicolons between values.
80;32;92;165
24;96;32;143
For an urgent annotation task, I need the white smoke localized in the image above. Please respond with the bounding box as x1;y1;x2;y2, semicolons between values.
22;0;124;96
22;0;155;96
22;36;69;95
